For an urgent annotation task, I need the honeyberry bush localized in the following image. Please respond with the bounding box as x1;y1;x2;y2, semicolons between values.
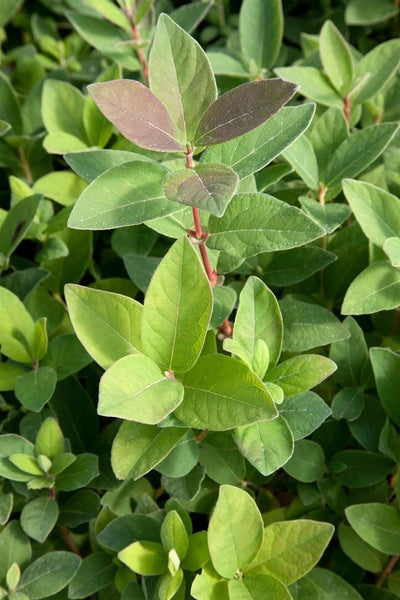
0;0;400;598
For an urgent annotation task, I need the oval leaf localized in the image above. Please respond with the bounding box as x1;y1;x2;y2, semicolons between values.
345;503;400;554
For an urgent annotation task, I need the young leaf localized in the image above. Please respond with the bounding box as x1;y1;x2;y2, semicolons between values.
88;80;184;152
17;552;81;598
247;520;334;584
0;287;36;363
345;503;400;554
0;521;31;584
149;13;217;144
141;236;213;373
208;485;264;578
319;21;354;94
118;541;167;576
35;417;64;459
163;164;238;217
68;161;179;230
342;260;400;315
20;497;59;543
98;353;184;424
201;104;315;179
65;284;143;370
234;416;294;476
161;510;189;562
194;79;298;147
175;354;277;431
239;0;283;71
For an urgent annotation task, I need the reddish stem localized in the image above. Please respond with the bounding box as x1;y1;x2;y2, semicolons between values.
192;206;203;239
343;96;351;124
195;429;209;443
377;554;400;587
60;526;82;557
130;22;149;85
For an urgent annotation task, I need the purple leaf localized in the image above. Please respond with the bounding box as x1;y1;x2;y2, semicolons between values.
88;80;184;152
194;78;298;146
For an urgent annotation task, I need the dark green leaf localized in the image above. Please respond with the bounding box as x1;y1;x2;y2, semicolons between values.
20;497;58;543
329;450;394;488
17;552;80;599
68;552;116;599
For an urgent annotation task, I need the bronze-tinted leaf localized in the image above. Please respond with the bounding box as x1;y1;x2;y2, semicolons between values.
163;163;238;217
194;78;298;146
88;80;184;152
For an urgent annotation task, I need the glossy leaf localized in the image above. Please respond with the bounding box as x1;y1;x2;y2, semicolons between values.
68;161;179;230
345;503;400;554
239;0;283;70
208;485;264;578
175;354;277;430
163;163;238;217
202;104;315;179
207;193;325;272
141;236;212;373
149;13;217;143
234;416;293;476
65;284;142;370
342;260;400;314
194;79;298;146
88;80;183;152
99;353;184;423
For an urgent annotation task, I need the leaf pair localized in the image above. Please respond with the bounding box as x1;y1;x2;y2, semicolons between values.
88;14;298;152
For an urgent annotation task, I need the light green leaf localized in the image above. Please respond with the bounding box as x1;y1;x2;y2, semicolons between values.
282;132;319;189
267;355;337;397
163;163;238;217
207;193;325;272
247;520;334;584
65;284;142;370
118;541;167;576
158;569;184;600
346;0;399;25
141;236;212;373
325;123;400;188
342;260;400;314
279;392;331;440
319;21;354;94
280;298;349;352
351;39;400;103
0;492;13;525
17;552;80;599
191;563;229;600
99;353;184;423
329;316;371;388
274;66;342;107
234;416;294;476
0;363;27;392
0;287;36;362
67;552;116;599
20;498;58;543
175;354;277;431
228;574;291;599
308;106;348;182
345;503;400;554
42;132;88;155
35;417;64;459
0;0;23;27
111;421;186;480
161;511;189;561
239;0;283;70
149;13;217;144
201;104;315;179
14;367;57;412
68;161;179;230
343;179;400;247
156;431;199;478
384;237;400;267
208;485;264;578
0;522;31;584
207;50;249;78
33;171;87;207
283;440;325;482
41;80;87;143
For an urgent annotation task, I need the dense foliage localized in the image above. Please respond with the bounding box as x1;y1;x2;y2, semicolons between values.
0;0;400;598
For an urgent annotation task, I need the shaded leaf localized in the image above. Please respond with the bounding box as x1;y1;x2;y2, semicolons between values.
17;552;80;599
239;0;283;70
345;503;400;554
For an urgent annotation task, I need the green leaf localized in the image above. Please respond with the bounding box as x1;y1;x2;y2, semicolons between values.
371;347;400;426
65;284;142;370
161;511;189;561
342;260;400;315
0;196;40;259
158;569;184;599
299;198;351;234
99;353;184;423
208;485;264;578
68;161;179;230
0;287;36;362
35;417;64;459
266;355;337;397
283;440;325;482
191;563;229;600
14;367;57;412
65;149;152;183
199;432;245;484
0;0;23;26
55;454;98;492
170;0;213;33
157;432;199;478
308;106;348;182
280;298;349;352
111;421;186;480
343;179;400;247
17;552;80;599
202;104;315;179
149;13;217;144
239;0;283;70
329;450;394;488
0;72;22;134
325;123;400;188
163;164;238;217
97;514;161;553
33;171;87;207
247;520;334;584
41;334;92;381
384;237;400;267
304;567;363;600
279;392;331;440
175;354;277;431
351;39;400;103
331;388;366;422
141;236;212;373
207;193;325;272
345;503;400;554
6;562;21;591
329;316;371;388
264;246;337;287
338;523;385;574
194;79;298;146
8;454;43;476
0;522;31;584
234;416;294;476
319;21;354;94
162;464;205;502
228;575;292;599
118;541;167;576
346;0;399;25
68;552;116;599
20;497;58;543
282;132;319;189
274;66;342;107
207;49;250;78
88;80;183;152
0;363;25;392
0;493;13;525
42;80;87;144
210;286;236;328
